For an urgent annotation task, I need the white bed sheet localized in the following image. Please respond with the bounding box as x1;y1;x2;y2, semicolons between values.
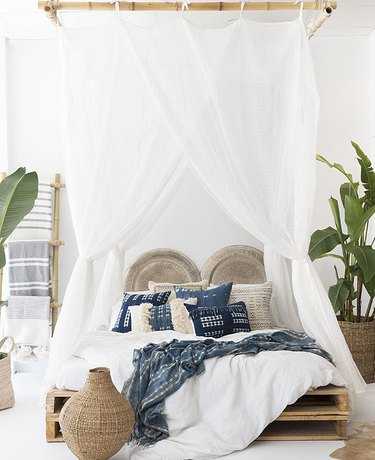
56;329;346;459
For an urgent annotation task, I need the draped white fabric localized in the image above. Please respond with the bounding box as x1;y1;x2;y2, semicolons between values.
43;23;188;392
44;16;365;394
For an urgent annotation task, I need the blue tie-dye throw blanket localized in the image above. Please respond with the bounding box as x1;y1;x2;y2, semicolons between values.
121;330;333;447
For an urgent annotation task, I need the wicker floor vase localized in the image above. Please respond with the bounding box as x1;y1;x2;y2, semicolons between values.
0;336;15;411
339;320;375;384
59;367;135;460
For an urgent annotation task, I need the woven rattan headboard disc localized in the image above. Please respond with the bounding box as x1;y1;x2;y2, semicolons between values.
124;248;201;291
201;245;266;285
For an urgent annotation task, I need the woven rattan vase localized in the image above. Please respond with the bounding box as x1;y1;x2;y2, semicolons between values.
0;336;15;411
59;367;135;460
339;320;375;384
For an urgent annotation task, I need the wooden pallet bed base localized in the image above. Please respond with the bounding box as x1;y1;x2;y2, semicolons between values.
257;385;349;441
45;388;76;442
45;384;349;443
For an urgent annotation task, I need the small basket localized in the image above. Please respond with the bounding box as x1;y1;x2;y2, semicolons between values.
0;336;15;411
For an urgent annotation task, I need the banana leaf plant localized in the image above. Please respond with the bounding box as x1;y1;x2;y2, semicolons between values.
0;167;38;270
309;141;375;322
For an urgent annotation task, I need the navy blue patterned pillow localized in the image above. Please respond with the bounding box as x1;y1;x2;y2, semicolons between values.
186;301;250;338
112;291;171;333
175;282;233;309
149;304;173;331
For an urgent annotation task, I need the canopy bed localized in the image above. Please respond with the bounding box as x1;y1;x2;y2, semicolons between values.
46;245;348;457
38;1;366;458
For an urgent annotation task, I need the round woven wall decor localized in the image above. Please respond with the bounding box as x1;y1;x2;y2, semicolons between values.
201;245;266;285
124;248;201;291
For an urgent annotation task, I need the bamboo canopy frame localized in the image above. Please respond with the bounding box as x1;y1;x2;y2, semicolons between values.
38;1;336;36
38;1;336;12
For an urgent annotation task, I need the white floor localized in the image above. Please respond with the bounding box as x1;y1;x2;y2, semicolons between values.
1;368;375;460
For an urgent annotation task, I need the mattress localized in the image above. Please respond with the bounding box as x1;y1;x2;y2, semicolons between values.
56;356;96;391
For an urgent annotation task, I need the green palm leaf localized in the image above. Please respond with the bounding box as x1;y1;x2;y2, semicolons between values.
340;181;359;207
0;168;38;269
351;141;375;207
308;227;346;261
344;195;364;239
316;154;358;197
346;245;375;283
328;278;352;313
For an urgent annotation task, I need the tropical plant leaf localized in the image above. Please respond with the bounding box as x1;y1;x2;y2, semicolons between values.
329;197;343;235
344;195;364;239
308;227;345;262
316;154;357;191
340;181;359;207
328;278;352;313
351;141;375;207
0;168;38;241
0;244;5;270
354;263;375;298
346;245;375;283
352;204;375;241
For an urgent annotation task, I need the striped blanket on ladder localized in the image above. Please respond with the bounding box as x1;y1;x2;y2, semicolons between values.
7;241;51;296
8;181;53;241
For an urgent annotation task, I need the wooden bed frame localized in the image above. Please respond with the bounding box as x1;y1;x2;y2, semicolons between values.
46;384;349;442
45;245;349;443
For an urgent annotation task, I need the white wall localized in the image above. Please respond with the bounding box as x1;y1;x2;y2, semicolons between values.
311;34;372;289
2;7;374;302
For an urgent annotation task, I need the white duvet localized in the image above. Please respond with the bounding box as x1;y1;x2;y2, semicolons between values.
56;329;346;459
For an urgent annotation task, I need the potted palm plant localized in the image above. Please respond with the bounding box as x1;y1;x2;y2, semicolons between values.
309;141;375;383
0;167;38;409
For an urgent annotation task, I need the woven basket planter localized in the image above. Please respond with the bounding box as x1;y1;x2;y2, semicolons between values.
59;367;135;460
0;336;15;411
339;320;375;384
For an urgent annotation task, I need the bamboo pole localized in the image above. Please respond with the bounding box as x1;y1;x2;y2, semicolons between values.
0;172;6;305
51;173;64;335
38;1;337;13
3;240;64;248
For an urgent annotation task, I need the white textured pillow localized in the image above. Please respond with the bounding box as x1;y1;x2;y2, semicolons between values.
228;282;272;330
128;305;144;332
170;297;198;334
148;280;208;302
130;299;197;333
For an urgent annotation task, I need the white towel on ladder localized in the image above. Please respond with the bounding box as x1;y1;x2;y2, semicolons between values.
8;181;53;241
2;296;50;348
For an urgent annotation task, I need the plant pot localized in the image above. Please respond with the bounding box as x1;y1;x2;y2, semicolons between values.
59;367;135;460
339;320;375;384
0;336;15;411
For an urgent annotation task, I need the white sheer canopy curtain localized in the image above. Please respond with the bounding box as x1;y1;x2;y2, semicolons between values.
44;14;365;394
118;17;364;392
43;23;188;393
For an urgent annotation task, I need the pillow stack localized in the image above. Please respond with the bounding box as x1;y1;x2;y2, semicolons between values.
111;280;206;333
175;282;251;338
111;279;273;339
